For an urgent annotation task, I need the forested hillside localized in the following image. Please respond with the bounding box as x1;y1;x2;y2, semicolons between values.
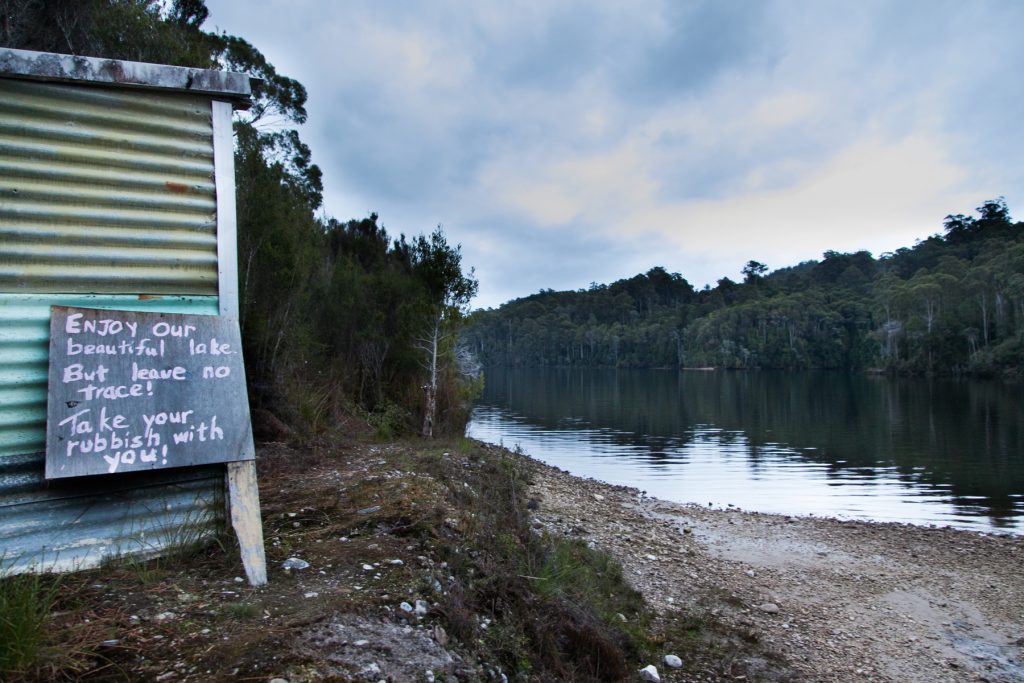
466;199;1024;377
2;1;478;435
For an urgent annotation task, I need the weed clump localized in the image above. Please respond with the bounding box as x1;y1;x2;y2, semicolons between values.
419;444;652;681
0;571;61;676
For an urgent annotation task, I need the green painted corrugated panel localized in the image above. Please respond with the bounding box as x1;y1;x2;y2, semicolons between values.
0;294;226;575
0;460;224;575
0;294;220;459
0;78;219;295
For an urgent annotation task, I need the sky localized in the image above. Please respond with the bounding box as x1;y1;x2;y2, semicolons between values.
205;0;1023;310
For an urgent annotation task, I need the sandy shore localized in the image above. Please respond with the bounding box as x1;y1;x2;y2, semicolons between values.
524;455;1024;682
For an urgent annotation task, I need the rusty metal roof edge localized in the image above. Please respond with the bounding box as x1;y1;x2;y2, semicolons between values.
0;47;253;107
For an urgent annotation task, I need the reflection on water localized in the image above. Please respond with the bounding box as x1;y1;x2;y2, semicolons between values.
466;368;1024;534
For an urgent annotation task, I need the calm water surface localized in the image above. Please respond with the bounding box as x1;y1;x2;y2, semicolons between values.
466;368;1024;534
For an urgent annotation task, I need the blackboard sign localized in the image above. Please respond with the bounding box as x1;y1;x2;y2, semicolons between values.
45;306;255;479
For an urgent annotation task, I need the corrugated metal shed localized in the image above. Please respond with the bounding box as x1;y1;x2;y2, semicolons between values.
0;49;251;575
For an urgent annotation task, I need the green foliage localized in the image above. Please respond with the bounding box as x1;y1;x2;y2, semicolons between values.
0;571;61;675
467;201;1024;377
2;1;480;435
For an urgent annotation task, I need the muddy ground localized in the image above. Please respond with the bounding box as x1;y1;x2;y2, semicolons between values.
11;436;1023;682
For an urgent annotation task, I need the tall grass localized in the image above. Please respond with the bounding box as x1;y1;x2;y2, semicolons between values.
0;570;61;676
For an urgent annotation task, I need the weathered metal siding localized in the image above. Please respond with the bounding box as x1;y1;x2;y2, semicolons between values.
0;78;219;294
0;68;242;574
0;294;224;573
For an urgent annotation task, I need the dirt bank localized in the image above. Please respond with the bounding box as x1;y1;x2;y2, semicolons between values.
526;456;1024;682
7;437;1021;682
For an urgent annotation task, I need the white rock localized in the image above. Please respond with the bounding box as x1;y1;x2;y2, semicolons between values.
388;559;405;566
303;592;319;599
353;639;370;647
153;611;176;623
664;654;683;668
593;494;605;501
362;564;375;571
645;554;657;561
758;603;780;614
415;599;430;616
639;664;661;682
281;558;310;570
425;671;435;683
400;602;414;613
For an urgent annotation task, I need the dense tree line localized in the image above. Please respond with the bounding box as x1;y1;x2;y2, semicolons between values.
466;199;1024;378
2;0;479;435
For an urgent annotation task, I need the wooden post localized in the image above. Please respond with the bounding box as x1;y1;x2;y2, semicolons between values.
214;99;267;586
226;460;267;585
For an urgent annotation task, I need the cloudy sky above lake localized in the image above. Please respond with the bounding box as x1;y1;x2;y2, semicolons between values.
206;0;1023;309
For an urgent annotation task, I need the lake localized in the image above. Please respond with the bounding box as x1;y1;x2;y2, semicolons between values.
466;368;1024;534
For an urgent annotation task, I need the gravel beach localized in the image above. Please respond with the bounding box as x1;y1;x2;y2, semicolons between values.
525;455;1024;682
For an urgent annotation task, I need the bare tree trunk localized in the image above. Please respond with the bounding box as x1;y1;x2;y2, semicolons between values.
421;318;439;438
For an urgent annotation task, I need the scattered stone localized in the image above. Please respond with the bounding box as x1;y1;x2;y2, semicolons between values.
362;564;375;571
645;554;658;561
415;599;430;616
281;558;310;571
304;592;319;599
639;664;661;682
358;506;381;515
154;611;176;623
593;493;605;501
233;576;244;583
269;679;289;683
745;569;756;578
425;671;435;683
388;559;405;566
400;601;414;613
664;654;683;668
433;625;449;646
353;639;370;648
757;603;780;614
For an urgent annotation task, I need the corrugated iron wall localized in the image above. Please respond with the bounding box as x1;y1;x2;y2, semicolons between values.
0;78;219;294
0;76;228;574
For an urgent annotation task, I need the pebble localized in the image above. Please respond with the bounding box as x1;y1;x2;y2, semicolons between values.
358;506;381;515
639;664;661;682
362;564;375;571
388;559;405;566
154;611;176;623
281;558;310;571
400;601;414;613
664;654;683;668
353;639;370;648
269;679;289;683
415;599;430;616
